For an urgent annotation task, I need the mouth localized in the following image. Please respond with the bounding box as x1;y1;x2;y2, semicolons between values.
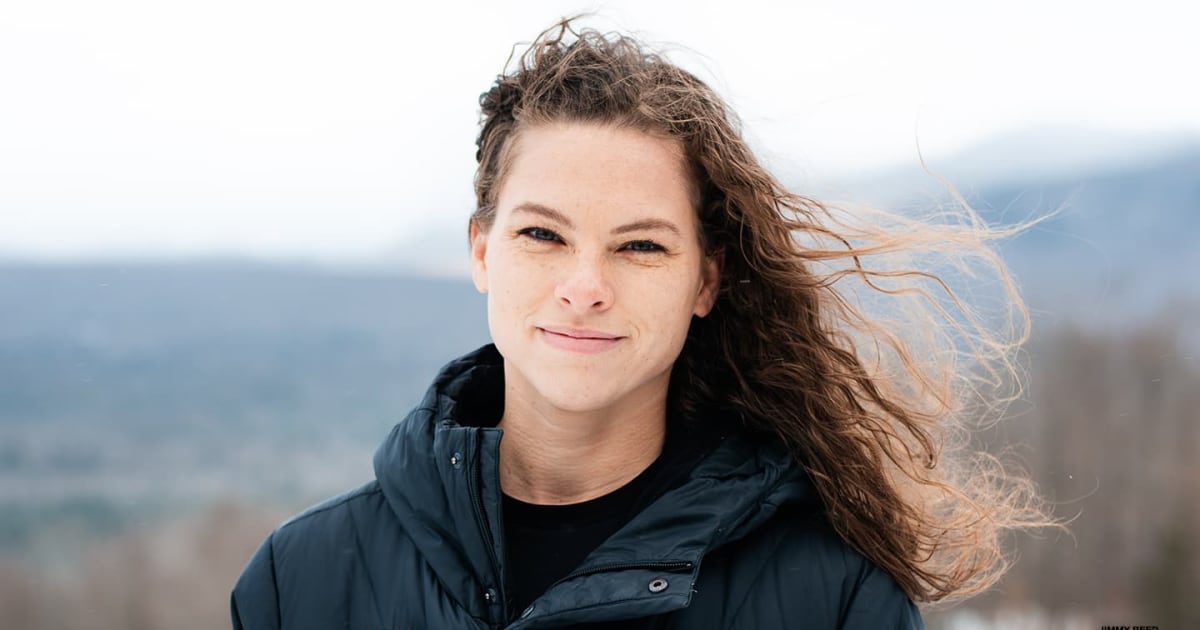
539;326;622;340
537;326;625;353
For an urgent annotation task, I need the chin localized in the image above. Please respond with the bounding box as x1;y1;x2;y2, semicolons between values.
532;379;623;414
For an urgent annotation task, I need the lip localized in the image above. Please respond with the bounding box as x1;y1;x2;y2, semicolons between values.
540;326;622;340
538;326;625;354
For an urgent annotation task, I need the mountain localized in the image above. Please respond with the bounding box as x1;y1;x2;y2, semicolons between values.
820;124;1200;203
975;147;1200;321
939;146;1200;327
816;136;1200;328
0;262;491;554
2;130;1197;558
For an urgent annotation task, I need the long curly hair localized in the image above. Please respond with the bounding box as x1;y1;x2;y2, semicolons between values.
471;19;1059;604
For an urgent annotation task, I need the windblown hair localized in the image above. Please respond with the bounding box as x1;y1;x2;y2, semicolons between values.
472;19;1058;604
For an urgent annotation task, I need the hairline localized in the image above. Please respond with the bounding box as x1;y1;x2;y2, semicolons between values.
479;116;705;243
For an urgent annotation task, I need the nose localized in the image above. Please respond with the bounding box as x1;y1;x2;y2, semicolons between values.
554;253;614;313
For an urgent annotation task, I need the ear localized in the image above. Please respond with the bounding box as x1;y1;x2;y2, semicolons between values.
469;219;489;294
693;247;723;318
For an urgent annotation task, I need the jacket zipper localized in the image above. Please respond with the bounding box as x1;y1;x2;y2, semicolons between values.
467;432;506;626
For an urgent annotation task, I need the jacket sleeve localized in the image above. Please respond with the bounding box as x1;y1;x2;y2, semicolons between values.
231;532;283;630
838;562;924;630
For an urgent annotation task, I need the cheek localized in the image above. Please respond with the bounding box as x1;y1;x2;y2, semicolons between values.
485;250;553;317
629;270;701;328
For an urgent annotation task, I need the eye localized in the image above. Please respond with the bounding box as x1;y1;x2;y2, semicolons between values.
621;240;666;253
516;226;562;243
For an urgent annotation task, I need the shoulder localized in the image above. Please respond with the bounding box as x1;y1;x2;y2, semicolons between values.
271;480;388;549
231;481;403;629
245;480;411;581
691;505;924;629
236;479;388;573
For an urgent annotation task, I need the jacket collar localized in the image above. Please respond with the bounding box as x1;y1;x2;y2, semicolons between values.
373;344;818;627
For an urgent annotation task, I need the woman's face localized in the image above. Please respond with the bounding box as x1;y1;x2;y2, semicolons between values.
470;122;720;416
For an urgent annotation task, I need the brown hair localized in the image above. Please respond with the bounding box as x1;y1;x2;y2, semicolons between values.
472;19;1059;604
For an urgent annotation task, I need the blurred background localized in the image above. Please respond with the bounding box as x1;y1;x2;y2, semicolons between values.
1;1;1197;628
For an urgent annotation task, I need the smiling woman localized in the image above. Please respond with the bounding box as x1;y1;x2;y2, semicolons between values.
231;18;1058;630
471;122;720;505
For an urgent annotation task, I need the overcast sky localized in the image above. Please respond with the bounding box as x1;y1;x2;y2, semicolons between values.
1;0;1197;266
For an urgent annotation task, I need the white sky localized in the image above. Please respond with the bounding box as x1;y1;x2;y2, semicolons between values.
1;0;1197;265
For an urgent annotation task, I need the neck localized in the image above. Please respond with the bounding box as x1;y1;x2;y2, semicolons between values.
497;381;667;505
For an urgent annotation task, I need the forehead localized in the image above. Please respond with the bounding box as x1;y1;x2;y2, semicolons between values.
495;122;699;225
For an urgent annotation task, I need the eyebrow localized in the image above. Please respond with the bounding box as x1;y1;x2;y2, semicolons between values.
511;202;683;237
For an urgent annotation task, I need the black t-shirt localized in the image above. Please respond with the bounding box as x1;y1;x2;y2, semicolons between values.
501;416;725;618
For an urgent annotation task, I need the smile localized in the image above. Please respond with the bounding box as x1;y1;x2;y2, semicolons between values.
537;327;625;354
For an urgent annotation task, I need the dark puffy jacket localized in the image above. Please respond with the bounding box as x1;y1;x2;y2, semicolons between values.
231;345;924;629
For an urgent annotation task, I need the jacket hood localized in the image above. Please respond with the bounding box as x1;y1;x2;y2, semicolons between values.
372;344;820;627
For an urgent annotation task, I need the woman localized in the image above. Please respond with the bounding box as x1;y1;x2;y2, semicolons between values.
232;20;1054;629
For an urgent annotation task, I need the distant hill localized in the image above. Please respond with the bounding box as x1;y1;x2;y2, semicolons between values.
971;147;1200;323
818;143;1200;327
821;125;1200;202
0;262;489;438
2;136;1198;558
0;262;490;553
